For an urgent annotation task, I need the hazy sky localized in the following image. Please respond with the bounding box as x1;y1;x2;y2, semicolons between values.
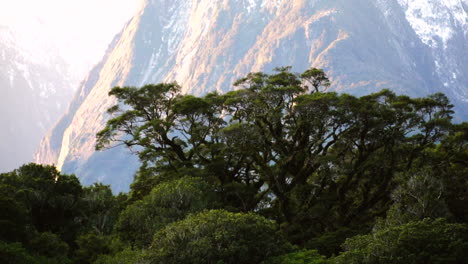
0;0;140;78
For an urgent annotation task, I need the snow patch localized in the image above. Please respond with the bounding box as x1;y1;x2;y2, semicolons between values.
140;47;162;85
139;0;192;86
162;0;191;53
15;61;33;91
7;68;14;87
246;0;258;13
397;0;468;48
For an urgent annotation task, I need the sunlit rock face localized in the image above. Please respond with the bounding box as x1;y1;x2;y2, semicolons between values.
0;26;74;172
36;0;468;192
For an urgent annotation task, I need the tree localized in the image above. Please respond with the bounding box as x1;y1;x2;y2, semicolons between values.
386;168;450;225
383;121;468;225
96;82;263;210
335;218;468;264
300;67;330;93
0;163;84;247
146;210;294;264
0;194;28;243
115;177;215;247
81;183;122;235
97;67;455;252
74;233;112;264
431;122;468;222
27;232;70;264
222;75;453;246
0;241;38;264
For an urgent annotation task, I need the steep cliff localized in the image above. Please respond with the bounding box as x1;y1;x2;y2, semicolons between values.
36;0;468;192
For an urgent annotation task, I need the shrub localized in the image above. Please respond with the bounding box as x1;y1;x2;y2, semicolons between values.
115;177;215;247
262;250;331;264
335;218;468;264
146;210;294;264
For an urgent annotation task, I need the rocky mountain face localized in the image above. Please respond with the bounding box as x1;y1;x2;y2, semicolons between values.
396;0;467;111
36;0;468;192
0;26;75;172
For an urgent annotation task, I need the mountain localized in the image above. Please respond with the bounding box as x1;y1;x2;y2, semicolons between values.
0;26;75;172
36;0;468;192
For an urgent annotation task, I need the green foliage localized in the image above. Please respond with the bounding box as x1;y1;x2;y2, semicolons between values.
97;67;458;255
96;82;182;152
0;194;28;242
74;233;112;264
386;168;450;225
2;67;465;263
0;241;38;264
304;228;361;257
146;210;294;264
0;163;84;258
82;183;122;235
2;163;84;245
262;250;331;264
300;68;331;92
28;232;70;263
433;122;468;222
115;177;215;247
335;218;468;264
384;121;468;225
94;248;146;264
0;239;71;264
0;164;123;262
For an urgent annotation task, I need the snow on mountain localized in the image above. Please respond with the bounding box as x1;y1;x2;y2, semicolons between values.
0;26;76;172
36;0;468;192
397;0;468;103
397;0;467;48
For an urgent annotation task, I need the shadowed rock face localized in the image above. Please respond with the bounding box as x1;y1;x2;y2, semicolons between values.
36;0;468;192
0;26;74;172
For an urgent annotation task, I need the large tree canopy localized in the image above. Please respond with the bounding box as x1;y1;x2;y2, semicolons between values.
97;67;455;248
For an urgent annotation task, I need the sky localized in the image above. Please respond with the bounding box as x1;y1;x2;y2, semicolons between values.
0;0;140;79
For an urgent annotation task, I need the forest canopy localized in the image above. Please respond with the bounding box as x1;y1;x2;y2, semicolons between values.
1;67;467;263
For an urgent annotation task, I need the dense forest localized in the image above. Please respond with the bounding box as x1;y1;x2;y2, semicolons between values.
1;67;467;263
